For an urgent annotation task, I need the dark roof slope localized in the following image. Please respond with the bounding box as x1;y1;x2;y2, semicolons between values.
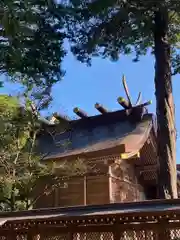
0;199;180;226
37;109;154;160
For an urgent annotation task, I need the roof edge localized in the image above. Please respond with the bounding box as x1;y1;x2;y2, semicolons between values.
1;198;180;219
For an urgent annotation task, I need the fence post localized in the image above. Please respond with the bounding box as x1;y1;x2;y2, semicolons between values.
113;231;120;240
158;221;169;240
113;224;120;240
67;232;73;240
7;231;15;240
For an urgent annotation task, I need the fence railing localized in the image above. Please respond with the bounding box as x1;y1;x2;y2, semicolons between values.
1;199;180;239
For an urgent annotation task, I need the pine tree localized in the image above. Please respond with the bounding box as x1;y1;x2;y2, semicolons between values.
68;0;180;198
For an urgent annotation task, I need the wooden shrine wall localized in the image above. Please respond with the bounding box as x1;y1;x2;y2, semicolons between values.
110;160;146;203
34;155;146;209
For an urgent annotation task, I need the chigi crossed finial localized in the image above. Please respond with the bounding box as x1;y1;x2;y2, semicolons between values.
117;75;152;110
48;75;152;123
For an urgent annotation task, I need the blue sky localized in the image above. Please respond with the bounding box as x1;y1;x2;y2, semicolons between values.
1;51;180;162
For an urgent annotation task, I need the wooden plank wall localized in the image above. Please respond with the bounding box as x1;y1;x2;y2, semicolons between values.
35;156;146;209
110;160;146;202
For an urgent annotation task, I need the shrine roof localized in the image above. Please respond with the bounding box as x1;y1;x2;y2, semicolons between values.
37;109;154;160
0;199;180;226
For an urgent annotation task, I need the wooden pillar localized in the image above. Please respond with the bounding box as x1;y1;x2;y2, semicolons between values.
84;175;87;205
113;224;121;240
54;187;58;207
67;232;73;240
27;232;33;240
7;231;15;240
113;231;120;240
157;221;169;240
109;166;113;203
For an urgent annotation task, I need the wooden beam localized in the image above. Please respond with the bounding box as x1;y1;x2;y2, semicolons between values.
49;115;57;124
117;98;152;110
135;92;142;106
95;103;108;114
138;100;152;108
73;107;88;118
117;97;130;109
83;176;87;205
122;75;132;107
53;112;70;122
120;151;140;160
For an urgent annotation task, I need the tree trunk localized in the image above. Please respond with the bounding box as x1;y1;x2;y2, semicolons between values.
154;9;177;198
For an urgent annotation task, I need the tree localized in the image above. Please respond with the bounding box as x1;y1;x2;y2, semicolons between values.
0;95;89;211
67;0;180;198
0;0;70;88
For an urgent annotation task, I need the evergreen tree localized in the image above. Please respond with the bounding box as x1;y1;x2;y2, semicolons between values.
0;0;69;88
68;0;180;198
0;95;88;211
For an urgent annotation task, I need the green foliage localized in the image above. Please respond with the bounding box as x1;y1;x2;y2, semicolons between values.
0;95;49;211
0;95;89;211
68;0;180;73
0;95;19;141
0;0;70;88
